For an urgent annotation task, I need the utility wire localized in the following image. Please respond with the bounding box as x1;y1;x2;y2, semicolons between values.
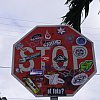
0;16;59;24
0;21;100;30
0;66;11;68
82;27;100;30
0;16;37;22
0;16;100;30
1;29;100;34
0;22;31;28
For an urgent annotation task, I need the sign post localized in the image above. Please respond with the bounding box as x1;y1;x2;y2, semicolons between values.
12;25;96;99
50;97;58;100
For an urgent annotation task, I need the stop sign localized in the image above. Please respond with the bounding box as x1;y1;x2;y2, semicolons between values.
12;25;96;97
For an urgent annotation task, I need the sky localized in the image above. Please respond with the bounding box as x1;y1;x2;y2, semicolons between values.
0;0;100;100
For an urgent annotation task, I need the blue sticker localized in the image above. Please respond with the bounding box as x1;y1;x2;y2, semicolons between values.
30;69;43;76
76;36;87;45
66;34;74;43
31;34;42;41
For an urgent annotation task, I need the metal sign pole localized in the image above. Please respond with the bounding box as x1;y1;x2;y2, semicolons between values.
50;97;58;100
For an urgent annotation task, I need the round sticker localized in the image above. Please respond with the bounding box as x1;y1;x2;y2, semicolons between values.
73;46;87;58
76;36;87;45
71;73;88;86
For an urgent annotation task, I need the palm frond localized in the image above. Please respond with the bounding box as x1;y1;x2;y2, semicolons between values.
62;0;93;33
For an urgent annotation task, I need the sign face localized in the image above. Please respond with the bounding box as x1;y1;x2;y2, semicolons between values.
12;25;96;97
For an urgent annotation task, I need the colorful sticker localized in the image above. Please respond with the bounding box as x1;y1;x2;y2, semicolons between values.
71;73;88;86
79;60;93;72
76;36;87;46
23;78;40;94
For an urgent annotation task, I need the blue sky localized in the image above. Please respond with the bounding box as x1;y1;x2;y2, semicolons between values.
0;0;100;100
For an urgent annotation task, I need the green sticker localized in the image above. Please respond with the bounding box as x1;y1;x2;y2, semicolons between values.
79;60;93;72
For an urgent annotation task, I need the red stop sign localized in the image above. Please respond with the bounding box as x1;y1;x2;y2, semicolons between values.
12;25;96;97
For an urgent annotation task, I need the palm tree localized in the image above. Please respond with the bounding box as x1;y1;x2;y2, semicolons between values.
61;0;93;33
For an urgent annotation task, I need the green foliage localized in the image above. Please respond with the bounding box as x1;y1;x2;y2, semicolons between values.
62;0;93;33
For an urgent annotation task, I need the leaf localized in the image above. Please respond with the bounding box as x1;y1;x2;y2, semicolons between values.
62;0;93;33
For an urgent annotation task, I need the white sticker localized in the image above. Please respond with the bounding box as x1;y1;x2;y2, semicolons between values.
71;73;88;86
44;74;65;85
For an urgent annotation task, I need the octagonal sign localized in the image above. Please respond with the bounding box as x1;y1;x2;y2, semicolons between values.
12;25;96;97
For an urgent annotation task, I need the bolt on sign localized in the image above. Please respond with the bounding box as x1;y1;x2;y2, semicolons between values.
12;25;96;98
